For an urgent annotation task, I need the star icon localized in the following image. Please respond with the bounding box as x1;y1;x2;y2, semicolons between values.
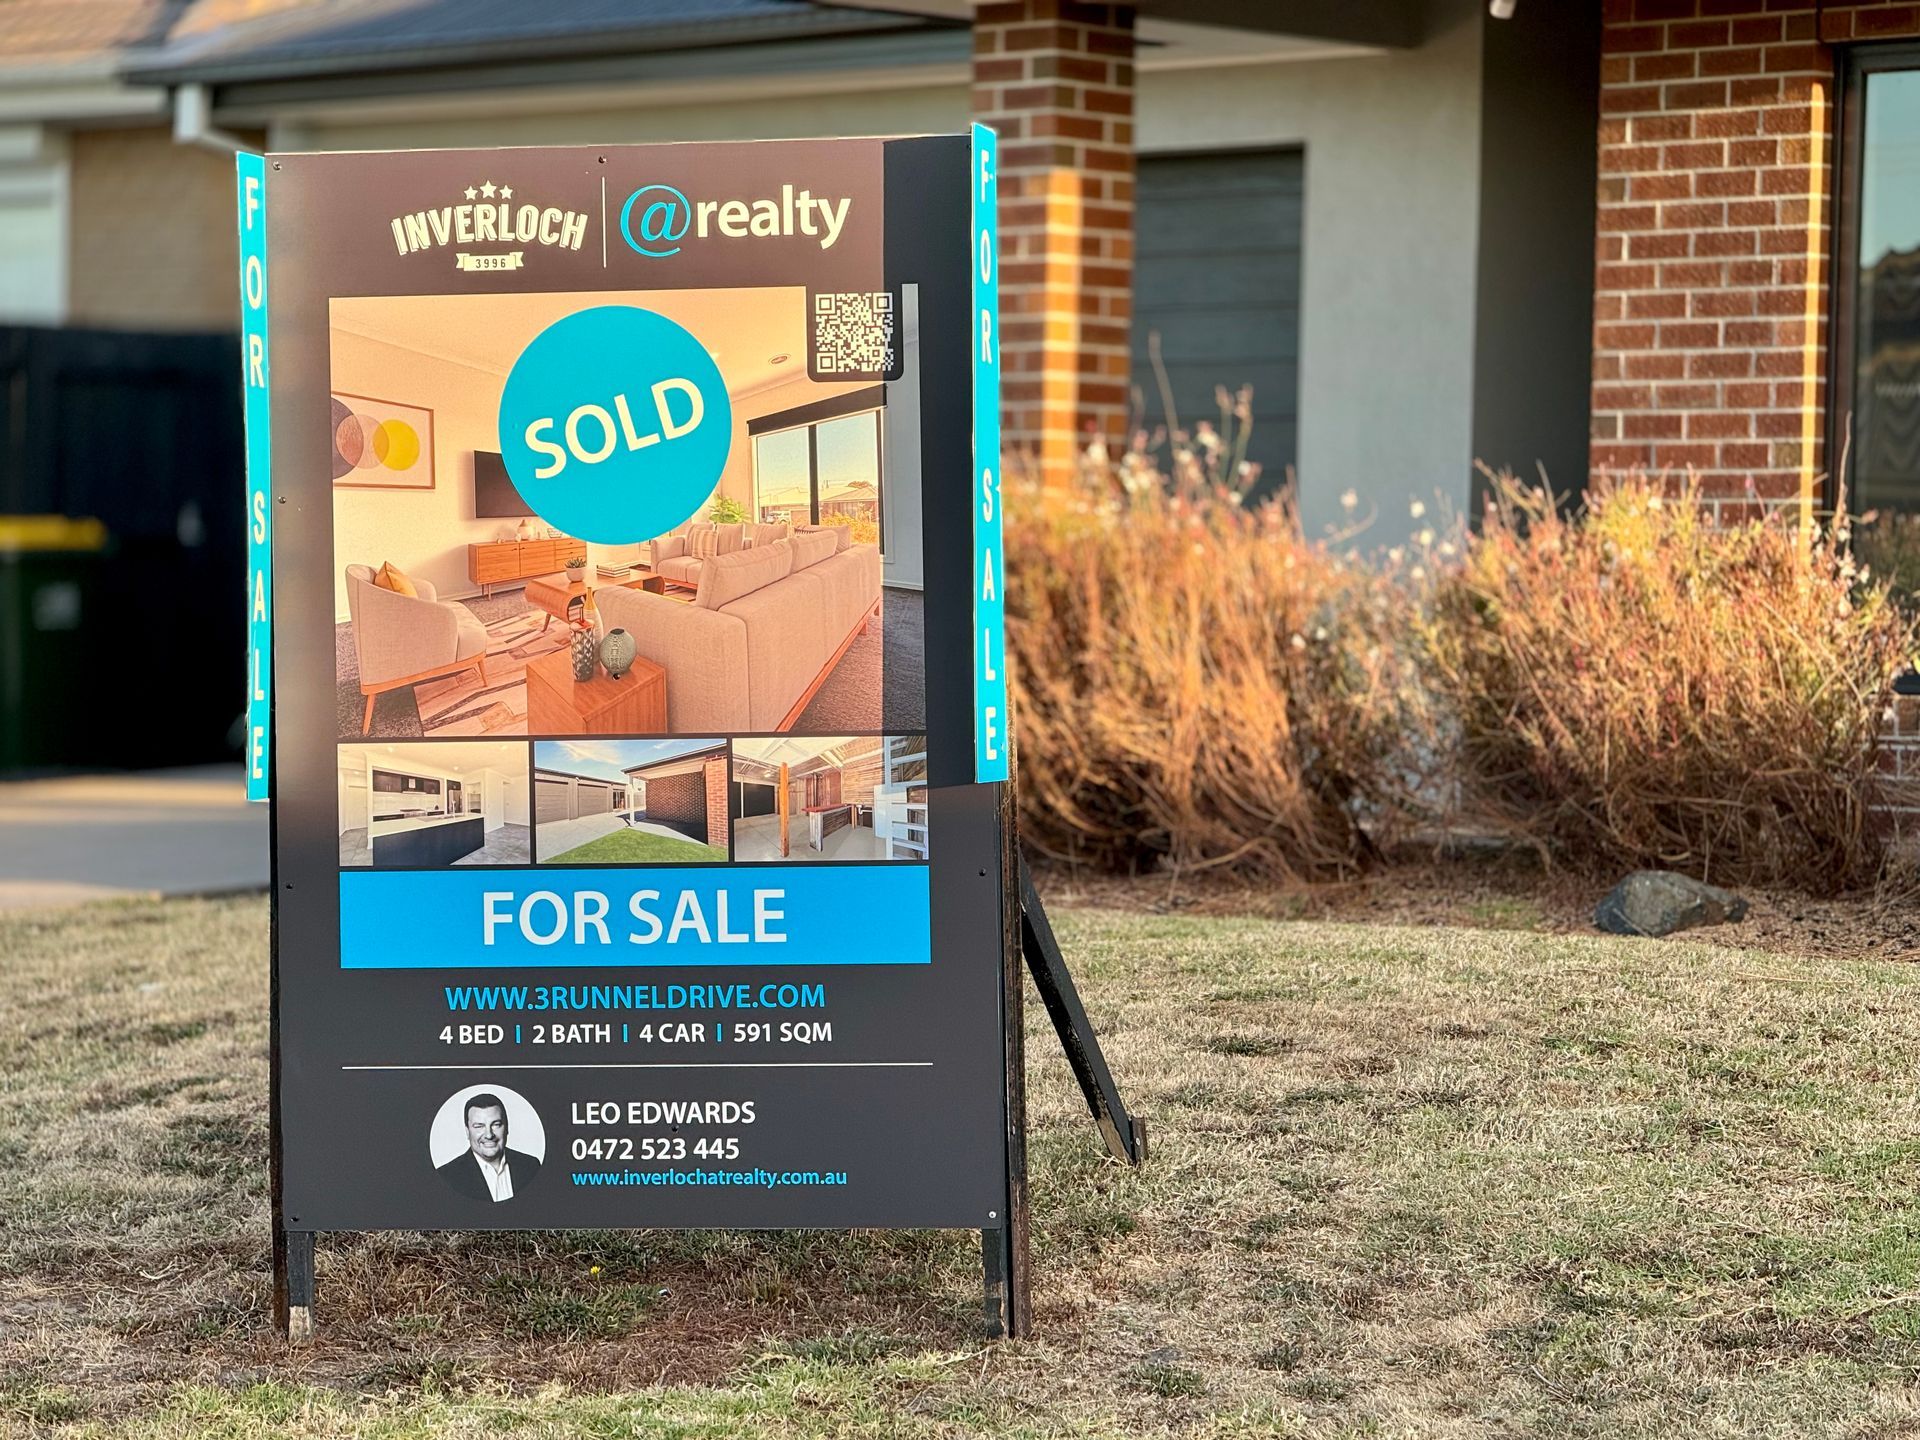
464;186;477;199
500;185;513;199
479;181;497;199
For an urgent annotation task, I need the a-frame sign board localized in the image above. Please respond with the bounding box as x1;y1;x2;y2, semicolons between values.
237;128;1140;1343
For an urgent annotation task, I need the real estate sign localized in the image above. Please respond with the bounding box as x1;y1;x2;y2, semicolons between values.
243;133;1013;1245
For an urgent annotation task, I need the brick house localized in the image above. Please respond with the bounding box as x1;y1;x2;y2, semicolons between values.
1;0;1916;771
534;741;731;850
1588;0;1920;786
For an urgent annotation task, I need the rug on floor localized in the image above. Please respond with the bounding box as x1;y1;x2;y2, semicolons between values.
414;608;568;736
336;602;567;738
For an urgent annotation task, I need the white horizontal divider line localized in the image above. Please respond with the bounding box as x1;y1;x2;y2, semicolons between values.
342;1061;933;1071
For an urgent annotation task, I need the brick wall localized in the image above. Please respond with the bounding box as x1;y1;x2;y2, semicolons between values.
68;126;260;332
1592;0;1829;515
1590;1;1920;812
637;758;730;849
643;771;711;845
702;755;730;852
972;0;1135;478
1591;0;1920;518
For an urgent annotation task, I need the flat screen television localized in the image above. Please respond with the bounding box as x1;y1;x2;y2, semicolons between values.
473;450;534;518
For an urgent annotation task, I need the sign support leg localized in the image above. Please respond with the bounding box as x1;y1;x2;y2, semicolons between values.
985;777;1032;1338
267;740;315;1342
276;1229;315;1343
1019;856;1147;1167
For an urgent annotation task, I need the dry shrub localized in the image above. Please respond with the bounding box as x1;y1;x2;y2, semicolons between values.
1005;431;1422;884
1420;471;1918;891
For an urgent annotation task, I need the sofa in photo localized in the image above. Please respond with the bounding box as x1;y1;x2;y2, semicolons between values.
647;520;790;591
594;526;881;734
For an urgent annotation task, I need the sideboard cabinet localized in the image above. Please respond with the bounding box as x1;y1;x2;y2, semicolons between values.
468;538;588;596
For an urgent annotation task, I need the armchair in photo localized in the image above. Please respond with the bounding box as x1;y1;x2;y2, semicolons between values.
344;564;491;734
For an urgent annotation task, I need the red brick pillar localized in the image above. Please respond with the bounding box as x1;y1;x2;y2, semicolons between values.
703;755;730;851
1590;0;1920;520
973;1;1136;482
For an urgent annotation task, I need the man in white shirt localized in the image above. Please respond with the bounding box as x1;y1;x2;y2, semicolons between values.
435;1092;541;1202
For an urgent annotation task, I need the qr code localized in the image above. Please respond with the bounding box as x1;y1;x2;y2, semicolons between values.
812;291;896;376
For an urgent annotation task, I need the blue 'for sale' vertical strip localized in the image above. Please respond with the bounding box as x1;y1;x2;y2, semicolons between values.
971;123;1009;784
236;153;273;803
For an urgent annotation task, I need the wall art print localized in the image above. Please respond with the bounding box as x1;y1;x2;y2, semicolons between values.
331;392;434;490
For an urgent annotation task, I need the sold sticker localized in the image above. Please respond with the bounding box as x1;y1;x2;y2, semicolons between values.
497;305;731;544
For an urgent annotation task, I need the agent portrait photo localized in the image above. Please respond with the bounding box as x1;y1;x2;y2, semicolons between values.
430;1086;545;1202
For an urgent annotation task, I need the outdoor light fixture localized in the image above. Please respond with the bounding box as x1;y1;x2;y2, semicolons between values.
1489;0;1517;15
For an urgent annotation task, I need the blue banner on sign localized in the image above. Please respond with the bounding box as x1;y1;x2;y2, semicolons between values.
341;865;932;969
236;152;272;803
971;123;1008;784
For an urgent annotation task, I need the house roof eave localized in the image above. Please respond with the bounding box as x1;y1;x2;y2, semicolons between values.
194;26;969;129
121;5;955;90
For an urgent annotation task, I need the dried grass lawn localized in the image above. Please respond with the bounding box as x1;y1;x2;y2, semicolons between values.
4;891;1920;1437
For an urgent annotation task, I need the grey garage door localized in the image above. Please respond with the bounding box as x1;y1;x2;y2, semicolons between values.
535;777;570;824
1131;149;1302;498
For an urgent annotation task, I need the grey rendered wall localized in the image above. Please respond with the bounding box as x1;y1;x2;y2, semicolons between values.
1139;0;1488;548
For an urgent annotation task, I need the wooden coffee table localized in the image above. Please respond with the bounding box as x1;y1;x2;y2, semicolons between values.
525;575;587;632
618;567;697;600
528;573;675;632
525;648;667;735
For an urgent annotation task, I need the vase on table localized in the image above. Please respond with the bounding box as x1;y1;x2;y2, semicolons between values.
570;623;597;682
600;626;636;680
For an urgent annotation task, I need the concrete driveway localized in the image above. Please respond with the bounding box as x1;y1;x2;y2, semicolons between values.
0;765;268;911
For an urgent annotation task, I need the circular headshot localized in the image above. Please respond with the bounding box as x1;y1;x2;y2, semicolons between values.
429;1084;546;1203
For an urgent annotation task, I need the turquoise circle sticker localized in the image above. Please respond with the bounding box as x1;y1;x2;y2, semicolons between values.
497;305;731;545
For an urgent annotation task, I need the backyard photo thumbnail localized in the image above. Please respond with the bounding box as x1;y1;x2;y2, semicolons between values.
534;739;730;864
730;735;927;862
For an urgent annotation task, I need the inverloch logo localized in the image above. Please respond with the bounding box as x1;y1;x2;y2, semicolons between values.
389;179;589;272
620;182;851;259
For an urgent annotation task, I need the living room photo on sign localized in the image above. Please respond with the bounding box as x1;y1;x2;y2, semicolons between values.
328;286;928;742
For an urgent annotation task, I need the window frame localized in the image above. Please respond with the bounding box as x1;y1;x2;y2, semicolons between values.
1831;43;1920;693
747;385;886;543
1828;42;1920;514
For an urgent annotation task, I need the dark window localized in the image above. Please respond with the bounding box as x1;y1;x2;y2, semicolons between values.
1838;48;1920;613
1131;149;1303;497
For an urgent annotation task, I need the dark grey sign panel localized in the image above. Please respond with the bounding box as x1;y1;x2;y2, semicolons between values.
261;135;1007;1232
